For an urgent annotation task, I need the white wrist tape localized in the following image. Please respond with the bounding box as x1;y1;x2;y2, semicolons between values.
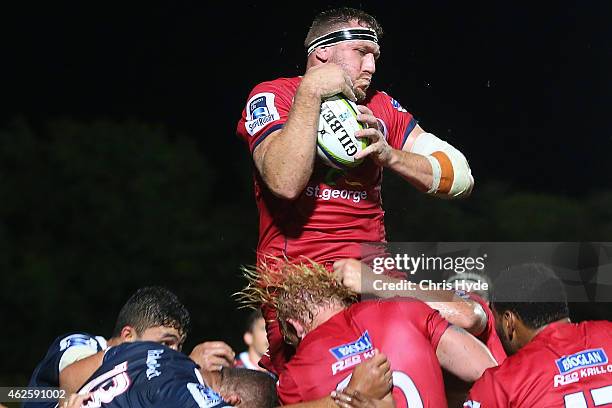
410;132;474;198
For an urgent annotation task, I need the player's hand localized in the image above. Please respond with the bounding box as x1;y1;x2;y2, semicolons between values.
189;341;235;372
345;349;393;399
301;63;357;101
61;393;92;408
354;106;392;166
334;258;376;295
331;390;396;408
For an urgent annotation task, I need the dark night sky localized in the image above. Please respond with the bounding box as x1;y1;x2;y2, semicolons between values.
1;0;612;385
2;0;611;194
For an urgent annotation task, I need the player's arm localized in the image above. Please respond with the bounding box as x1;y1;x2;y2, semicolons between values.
355;106;473;198
436;325;497;382
59;351;104;396
334;259;487;336
253;64;356;200
402;124;474;198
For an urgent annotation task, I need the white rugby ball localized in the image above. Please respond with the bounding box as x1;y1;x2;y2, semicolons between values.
317;94;368;169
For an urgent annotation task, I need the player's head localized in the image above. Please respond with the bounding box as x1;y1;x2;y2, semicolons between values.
243;309;268;358
217;367;279;408
490;263;569;355
305;7;383;100
237;259;358;347
111;286;191;351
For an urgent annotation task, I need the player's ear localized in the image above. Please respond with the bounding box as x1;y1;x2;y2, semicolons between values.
286;318;306;340
314;46;331;63
243;331;253;347
120;325;138;342
503;311;516;340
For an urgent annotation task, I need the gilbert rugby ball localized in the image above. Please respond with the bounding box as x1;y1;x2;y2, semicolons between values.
317;94;368;169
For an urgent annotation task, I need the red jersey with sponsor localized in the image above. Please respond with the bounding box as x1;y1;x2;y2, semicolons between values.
465;321;612;408
277;299;450;407
236;77;417;265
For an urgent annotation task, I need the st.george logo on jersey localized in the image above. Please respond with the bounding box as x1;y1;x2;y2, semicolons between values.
317;94;368;169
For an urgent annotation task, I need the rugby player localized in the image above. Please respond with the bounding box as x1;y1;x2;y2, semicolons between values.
334;258;506;407
464;263;612;407
58;286;191;396
236;6;476;377
61;342;394;408
239;261;497;406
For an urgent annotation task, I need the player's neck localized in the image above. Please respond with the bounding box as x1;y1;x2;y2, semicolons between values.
309;303;346;331
247;349;264;370
527;317;572;344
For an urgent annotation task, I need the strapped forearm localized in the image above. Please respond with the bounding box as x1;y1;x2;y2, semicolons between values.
409;132;474;198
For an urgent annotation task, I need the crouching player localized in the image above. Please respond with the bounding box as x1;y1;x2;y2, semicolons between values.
239;261;497;407
464;263;612;407
62;342;395;408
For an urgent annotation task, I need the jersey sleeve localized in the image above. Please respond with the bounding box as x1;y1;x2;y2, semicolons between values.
464;368;509;407
370;92;417;150
423;305;451;350
236;79;294;154
277;370;302;405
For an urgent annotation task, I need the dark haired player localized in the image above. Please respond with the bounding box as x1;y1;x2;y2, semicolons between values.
24;286;189;408
234;309;268;371
59;286;191;396
464;263;612;407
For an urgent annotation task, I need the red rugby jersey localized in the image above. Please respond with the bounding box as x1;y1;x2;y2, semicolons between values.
465;320;612;407
276;299;450;407
236;77;417;265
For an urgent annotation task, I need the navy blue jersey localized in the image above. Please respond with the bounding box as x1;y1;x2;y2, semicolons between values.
24;332;106;408
78;341;232;408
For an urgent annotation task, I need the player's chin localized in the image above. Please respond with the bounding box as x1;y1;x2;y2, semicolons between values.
354;86;368;101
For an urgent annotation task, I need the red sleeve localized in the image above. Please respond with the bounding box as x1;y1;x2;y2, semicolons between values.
464;368;509;407
367;91;417;150
277;370;302;405
236;79;295;154
423;305;451;350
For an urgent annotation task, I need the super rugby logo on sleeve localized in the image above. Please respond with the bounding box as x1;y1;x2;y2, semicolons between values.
187;382;228;407
556;348;608;374
390;97;407;112
329;331;375;375
245;92;280;136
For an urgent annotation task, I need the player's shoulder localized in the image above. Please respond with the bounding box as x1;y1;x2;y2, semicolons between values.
363;297;431;312
364;90;410;113
350;298;433;323
248;76;301;95
580;319;612;331
103;341;184;367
